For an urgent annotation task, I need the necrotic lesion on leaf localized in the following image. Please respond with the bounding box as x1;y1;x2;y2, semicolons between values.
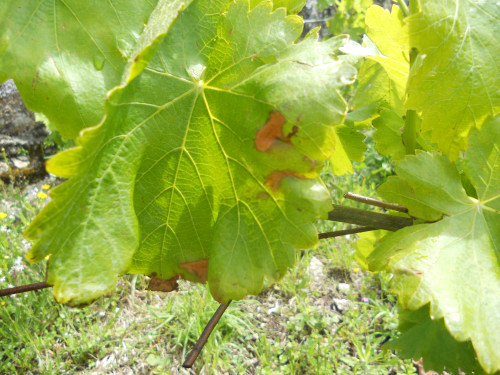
255;111;288;151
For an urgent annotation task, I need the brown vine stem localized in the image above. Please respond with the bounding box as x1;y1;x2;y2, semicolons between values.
183;300;232;368
318;226;376;239
0;281;50;297
343;192;408;213
327;204;413;232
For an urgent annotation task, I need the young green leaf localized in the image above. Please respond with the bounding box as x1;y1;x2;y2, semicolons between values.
371;118;500;373
24;0;357;306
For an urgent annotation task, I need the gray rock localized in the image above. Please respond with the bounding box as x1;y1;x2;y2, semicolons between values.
338;282;351;294
333;298;350;312
299;0;334;40
308;256;325;283
0;79;49;183
0;79;35;135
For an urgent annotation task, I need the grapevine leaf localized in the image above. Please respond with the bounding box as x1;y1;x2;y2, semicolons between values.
329;125;366;175
377;152;471;221
372;108;406;160
405;0;500;159
350;60;405;119
363;5;409;100
25;0;356;305
353;229;386;270
0;0;191;138
371;118;500;373
387;304;487;375
270;0;306;13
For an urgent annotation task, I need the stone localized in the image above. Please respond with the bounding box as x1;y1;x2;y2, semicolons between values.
337;282;351;294
333;298;350;312
299;0;334;40
308;256;325;283
0;79;49;183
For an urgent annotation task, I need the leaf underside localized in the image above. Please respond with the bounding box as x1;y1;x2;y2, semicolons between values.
20;0;358;305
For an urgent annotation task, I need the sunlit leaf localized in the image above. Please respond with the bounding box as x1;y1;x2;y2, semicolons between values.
24;0;356;305
405;0;500;158
371;118;500;373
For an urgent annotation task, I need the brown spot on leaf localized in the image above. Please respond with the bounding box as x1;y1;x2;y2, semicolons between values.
179;259;209;283
287;125;299;139
147;274;180;292
255;112;286;151
266;171;304;191
147;260;209;292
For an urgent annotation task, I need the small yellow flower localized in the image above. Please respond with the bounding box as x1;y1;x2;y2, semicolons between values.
353;268;359;273
1;301;5;306
0;212;7;220
41;184;50;190
37;192;48;199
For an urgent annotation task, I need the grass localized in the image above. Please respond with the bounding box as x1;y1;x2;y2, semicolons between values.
0;171;415;374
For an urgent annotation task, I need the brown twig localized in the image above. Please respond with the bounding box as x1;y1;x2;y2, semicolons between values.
344;192;408;213
0;281;50;297
318;226;376;239
327;204;413;231
183;300;232;368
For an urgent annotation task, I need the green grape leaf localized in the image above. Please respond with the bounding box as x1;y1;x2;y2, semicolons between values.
387;304;486;375
370;118;500;373
372;108;406;160
353;229;386;270
363;5;409;100
271;0;306;13
350;60;405;120
24;0;356;306
0;0;191;138
329;125;366;175
405;0;500;159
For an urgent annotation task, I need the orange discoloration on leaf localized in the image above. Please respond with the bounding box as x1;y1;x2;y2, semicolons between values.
147;273;180;292
265;171;304;191
255;111;287;151
147;259;209;291
179;259;209;283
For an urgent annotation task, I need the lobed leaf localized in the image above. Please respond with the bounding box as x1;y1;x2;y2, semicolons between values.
24;0;357;305
363;5;409;100
405;0;500;159
371;118;500;373
0;0;191;138
388;304;487;375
